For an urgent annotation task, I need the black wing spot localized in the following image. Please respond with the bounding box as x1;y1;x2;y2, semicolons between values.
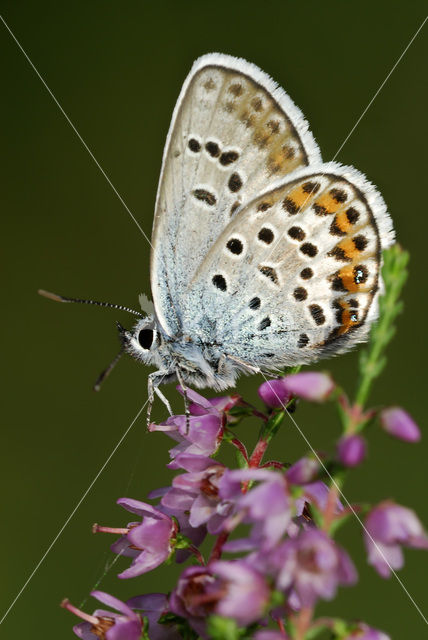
328;246;350;262
212;275;227;291
259;317;271;330
298;333;309;348
300;267;313;280
300;242;318;257
309;304;326;325
293;287;308;301
331;275;347;291
230;201;240;216
258;266;279;285
249;297;261;310
346;207;360;224
353;235;368;251
226;238;243;255
302;181;321;195
258;227;274;244
288;226;305;241
330;188;347;203
282;197;298;214
228;173;243;192
205;141;220;157
220;151;239;166
257;201;273;212
188;138;201;152
193;189;216;206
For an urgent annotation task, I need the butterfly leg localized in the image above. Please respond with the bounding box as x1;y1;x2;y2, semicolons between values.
147;371;173;427
175;368;191;434
154;386;173;417
147;374;155;428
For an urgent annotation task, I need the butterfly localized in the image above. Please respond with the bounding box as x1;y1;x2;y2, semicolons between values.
40;53;394;411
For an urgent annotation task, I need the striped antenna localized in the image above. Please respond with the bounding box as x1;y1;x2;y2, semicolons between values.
38;289;143;317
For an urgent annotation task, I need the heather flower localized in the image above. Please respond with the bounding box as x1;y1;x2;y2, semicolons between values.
274;529;357;607
95;498;177;579
210;560;270;626
337;434;366;467
344;622;390;639
161;455;233;534
220;468;292;550
258;378;292;408
296;481;343;517
364;501;428;577
183;386;241;416
286;456;321;484
149;413;223;466
258;372;334;408
170;561;270;632
126;593;181;640
63;590;142;640
380;407;421;443
282;372;335;402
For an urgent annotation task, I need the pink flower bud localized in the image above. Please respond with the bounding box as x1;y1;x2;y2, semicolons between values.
258;379;292;408
380;407;421;443
337;434;366;467
286;457;320;484
282;372;335;402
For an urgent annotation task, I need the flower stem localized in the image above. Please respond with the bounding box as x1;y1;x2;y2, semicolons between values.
355;245;409;408
295;606;313;640
209;531;229;563
188;544;206;565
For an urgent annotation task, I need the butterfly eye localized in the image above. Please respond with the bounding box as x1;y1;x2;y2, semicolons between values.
137;329;154;350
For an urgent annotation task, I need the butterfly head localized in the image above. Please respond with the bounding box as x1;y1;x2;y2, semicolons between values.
118;316;160;365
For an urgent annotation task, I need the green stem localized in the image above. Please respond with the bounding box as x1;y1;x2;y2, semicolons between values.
355;245;409;409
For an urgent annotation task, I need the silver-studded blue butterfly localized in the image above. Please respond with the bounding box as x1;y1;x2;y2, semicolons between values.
40;53;394;410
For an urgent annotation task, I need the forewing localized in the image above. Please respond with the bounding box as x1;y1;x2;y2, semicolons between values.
150;53;321;336
180;163;394;369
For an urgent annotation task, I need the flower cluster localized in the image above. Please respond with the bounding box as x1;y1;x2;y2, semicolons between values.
62;371;425;640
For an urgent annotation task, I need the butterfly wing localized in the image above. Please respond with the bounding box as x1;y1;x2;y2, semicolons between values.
180;163;394;370
150;53;321;336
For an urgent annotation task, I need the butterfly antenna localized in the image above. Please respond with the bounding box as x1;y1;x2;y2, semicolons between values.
38;289;143;317
93;347;125;392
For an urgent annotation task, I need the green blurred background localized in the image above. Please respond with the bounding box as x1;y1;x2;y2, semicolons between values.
1;1;427;638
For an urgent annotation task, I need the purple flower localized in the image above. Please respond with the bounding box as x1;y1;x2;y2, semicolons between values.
283;372;335;402
295;481;343;519
63;590;142;640
254;632;289;640
210;560;270;626
344;623;390;639
337;434;366;467
364;501;428;577
274;529;357;607
95;498;177;579
258;378;292;408
380;407;421;443
149;413;223;465
161;455;232;534
286;457;320;484
127;593;181;640
182;386;241;416
170;562;270;632
258;372;334;408
220;469;292;550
